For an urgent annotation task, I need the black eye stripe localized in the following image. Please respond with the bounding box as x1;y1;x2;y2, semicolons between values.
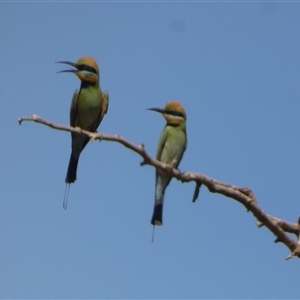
165;110;184;118
78;64;97;74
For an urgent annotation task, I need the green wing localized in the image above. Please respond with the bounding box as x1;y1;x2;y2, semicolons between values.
94;90;109;131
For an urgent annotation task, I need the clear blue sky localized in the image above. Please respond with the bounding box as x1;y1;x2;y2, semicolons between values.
1;2;300;298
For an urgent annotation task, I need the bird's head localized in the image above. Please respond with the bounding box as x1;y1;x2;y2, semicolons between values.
57;56;99;84
148;101;186;125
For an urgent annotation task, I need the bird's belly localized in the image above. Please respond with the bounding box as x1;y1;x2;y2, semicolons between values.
76;99;101;129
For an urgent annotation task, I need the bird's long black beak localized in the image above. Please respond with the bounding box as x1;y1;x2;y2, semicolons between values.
147;107;165;114
56;61;78;73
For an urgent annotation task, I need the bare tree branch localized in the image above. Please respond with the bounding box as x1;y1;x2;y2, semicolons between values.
18;115;300;260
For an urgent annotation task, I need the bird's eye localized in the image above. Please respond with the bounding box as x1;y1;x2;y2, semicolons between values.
166;109;184;118
78;64;97;74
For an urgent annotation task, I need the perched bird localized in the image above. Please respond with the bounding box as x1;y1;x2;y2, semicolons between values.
57;57;109;209
148;101;187;227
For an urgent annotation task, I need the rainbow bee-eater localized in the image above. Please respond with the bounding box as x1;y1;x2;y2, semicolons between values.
57;57;109;209
148;101;187;228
